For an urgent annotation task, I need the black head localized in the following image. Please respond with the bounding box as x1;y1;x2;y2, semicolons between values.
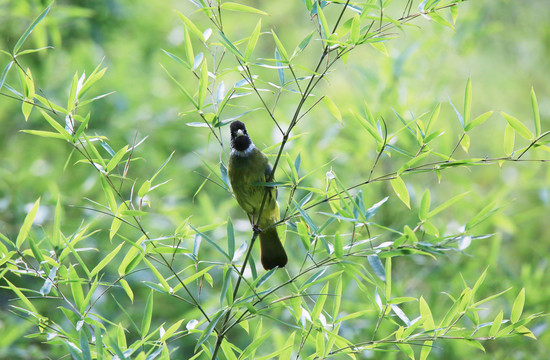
230;121;252;152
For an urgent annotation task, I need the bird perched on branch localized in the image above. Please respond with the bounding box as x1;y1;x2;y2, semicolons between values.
228;121;287;270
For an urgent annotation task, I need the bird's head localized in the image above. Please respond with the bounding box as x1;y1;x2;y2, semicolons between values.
230;121;253;153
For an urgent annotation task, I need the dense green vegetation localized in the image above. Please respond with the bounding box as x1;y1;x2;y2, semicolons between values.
1;0;548;359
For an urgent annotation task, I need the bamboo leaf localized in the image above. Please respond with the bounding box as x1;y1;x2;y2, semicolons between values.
195;309;224;351
464;75;471;125
13;2;52;54
323;96;342;124
511;288;525;323
271;30;289;62
90;243;124;278
464;111;493;132
504;123;515;155
489;310;503;337
390;176;410;208
220;2;268;15
350;14;360;44
16;198;40;248
177;11;204;42
419;189;430;221
244;19;262;62
427;192;468;218
531;87;541;137
217;30;244;62
198;59;208;109
4;278;38;313
501;112;534;140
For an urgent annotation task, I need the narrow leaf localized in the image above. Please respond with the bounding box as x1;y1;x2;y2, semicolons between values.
390;176;410;208
501;112;534;140
323;96;342;124
220;2;268;15
16;198;40;248
464;76;471;125
464;111;493;131
511;288;525;323
244;19;262;62
531;87;541;137
13;2;52;54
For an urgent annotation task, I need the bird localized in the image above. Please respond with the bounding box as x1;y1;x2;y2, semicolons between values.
228;120;288;270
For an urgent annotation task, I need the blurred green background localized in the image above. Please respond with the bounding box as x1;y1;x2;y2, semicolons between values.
0;0;548;358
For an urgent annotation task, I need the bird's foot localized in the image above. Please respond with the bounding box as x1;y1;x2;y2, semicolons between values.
253;224;262;234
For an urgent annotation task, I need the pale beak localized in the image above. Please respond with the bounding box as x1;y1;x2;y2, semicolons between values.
236;129;244;137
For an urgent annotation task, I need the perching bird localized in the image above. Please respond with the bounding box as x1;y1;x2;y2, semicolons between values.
228;121;287;270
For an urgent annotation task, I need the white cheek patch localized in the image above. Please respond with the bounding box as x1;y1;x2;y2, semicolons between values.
231;142;255;157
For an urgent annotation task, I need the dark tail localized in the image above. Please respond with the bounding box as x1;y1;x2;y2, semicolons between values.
259;227;287;270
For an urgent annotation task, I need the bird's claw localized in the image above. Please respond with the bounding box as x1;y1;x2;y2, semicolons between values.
253;224;262;234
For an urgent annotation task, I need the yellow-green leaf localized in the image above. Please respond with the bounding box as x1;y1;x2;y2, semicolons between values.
390;176;410;208
501;111;534;140
177;11;204;42
464;111;493;131
511;288;525;323
323;96;342;124
531;87;541;137
504;123;515;155
4;278;38;313
16;198;40;248
244;19;262;62
220;2;268;16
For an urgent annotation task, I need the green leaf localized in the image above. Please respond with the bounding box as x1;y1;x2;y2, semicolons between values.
172;265;215;293
0;61;14;91
21;130;66;139
80;330;92;360
398;151;431;175
464;75;471;124
16;197;40;248
489;310;503;338
40;110;72;140
195;309;224;351
177;11;204;42
317;5;330;39
504;123;515;155
161;65;198;108
106;145;129;173
350;15;360;44
511;288;525;323
428;11;454;30
323;96;342;124
4;278;38;313
13;1;52;54
220;2;268;15
226;218;235;259
292;31;314;58
240;330;272;359
90;243;124;277
501;112;534;140
312;282;330;321
217;30;244;62
464;111;493;131
245;19;262;62
160;319;185;342
271;30;289;62
419;189;430;221
531;87;541;137
385;257;392;300
390;176;410;208
184;26;195;68
419;296;435;331
144;258;171;292
198;59;208;109
69;266;85;311
427;192;468;218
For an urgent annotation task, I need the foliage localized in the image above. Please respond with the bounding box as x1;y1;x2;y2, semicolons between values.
0;0;548;359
